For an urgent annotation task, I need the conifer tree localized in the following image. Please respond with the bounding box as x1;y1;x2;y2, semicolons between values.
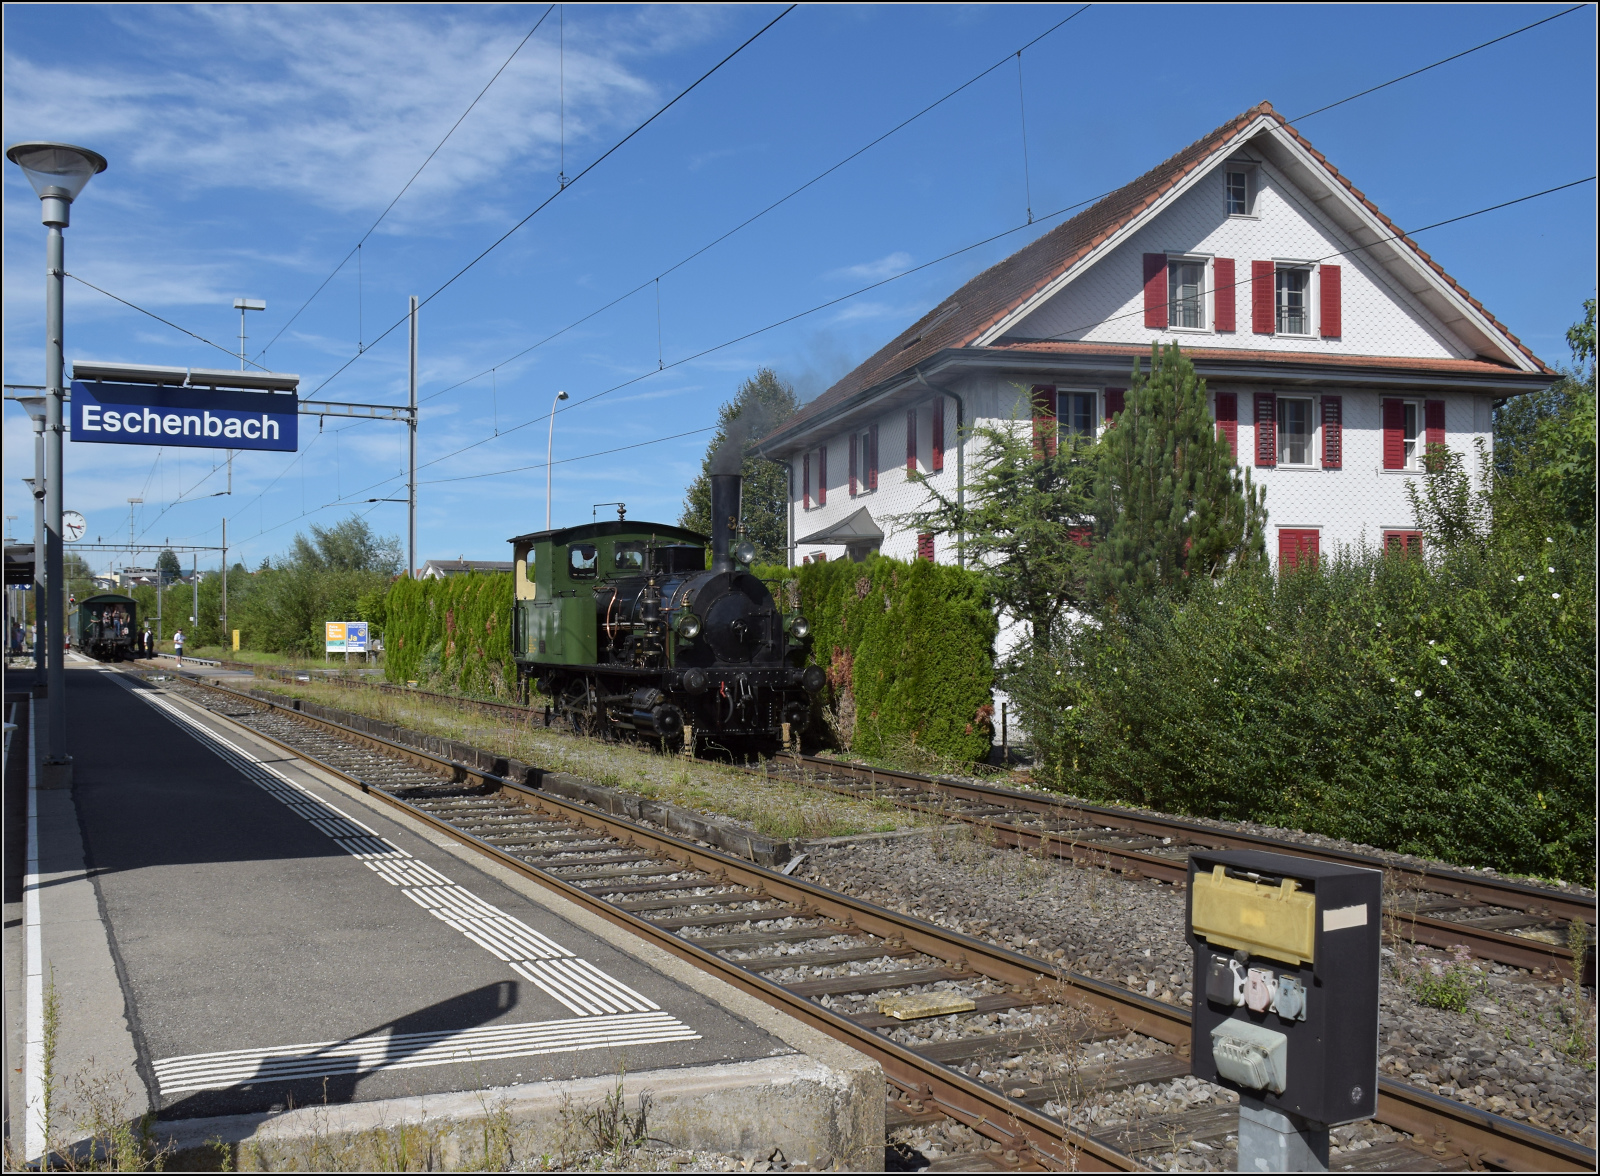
680;368;798;562
1092;342;1266;607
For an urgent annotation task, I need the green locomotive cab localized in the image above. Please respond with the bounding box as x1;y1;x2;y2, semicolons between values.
510;475;823;749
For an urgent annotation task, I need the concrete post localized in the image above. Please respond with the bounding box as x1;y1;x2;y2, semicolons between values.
1238;1096;1329;1173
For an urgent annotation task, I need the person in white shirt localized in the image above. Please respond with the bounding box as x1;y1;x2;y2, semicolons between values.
173;629;184;661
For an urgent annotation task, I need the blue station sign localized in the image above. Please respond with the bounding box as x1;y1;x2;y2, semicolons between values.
70;380;298;452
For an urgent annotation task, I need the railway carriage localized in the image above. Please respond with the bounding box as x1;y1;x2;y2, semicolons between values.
73;593;140;661
510;473;823;750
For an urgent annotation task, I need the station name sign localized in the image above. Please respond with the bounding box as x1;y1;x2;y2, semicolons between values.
70;381;298;452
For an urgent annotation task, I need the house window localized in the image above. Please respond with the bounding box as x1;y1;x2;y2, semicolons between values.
1401;402;1420;469
1277;397;1314;466
1384;530;1423;554
1226;168;1254;216
1276;266;1311;335
853;430;873;492
1278;529;1319;570
1057;391;1096;441
1169;261;1206;329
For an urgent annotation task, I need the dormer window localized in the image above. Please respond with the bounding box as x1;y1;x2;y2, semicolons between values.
1226;167;1256;216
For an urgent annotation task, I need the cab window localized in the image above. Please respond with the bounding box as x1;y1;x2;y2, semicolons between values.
614;542;646;572
568;544;598;579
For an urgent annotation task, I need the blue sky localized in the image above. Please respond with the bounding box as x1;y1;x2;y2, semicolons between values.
4;3;1595;575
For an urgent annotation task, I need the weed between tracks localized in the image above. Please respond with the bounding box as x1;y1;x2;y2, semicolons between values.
253;678;930;843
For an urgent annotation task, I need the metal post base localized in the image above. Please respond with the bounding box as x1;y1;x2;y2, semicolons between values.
39;756;73;790
1238;1096;1328;1173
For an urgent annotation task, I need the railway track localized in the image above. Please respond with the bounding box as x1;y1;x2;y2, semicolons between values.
229;664;1595;985
140;668;1594;1173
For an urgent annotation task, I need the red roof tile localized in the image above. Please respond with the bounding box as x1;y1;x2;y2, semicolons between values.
768;102;1549;446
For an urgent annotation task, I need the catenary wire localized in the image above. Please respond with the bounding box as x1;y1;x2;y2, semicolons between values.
421;5;1093;404
1289;4;1586;122
310;176;1594;513
253;7;556;362
302;5;796;401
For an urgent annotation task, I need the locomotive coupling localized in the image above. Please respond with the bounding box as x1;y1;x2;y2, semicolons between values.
791;665;825;694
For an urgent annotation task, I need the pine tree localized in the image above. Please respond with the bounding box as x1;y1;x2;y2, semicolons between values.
680;368;798;562
1092;342;1266;607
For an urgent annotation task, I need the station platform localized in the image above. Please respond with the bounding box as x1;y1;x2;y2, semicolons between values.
4;664;880;1168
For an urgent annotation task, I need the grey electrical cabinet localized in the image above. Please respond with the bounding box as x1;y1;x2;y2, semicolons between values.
1187;848;1382;1126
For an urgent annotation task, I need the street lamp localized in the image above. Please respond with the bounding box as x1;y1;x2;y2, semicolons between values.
8;141;107;789
546;390;568;531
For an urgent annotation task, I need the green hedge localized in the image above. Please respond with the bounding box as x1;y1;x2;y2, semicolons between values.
383;573;515;697
1007;530;1595;882
758;557;997;765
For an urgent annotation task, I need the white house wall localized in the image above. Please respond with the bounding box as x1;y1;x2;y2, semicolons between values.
1010;158;1476;362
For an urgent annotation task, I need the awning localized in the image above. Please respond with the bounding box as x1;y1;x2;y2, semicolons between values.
796;507;884;546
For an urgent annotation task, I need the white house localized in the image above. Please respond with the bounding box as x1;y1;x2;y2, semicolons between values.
758;101;1551;569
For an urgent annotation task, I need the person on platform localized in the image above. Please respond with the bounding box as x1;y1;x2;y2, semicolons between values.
173;628;184;661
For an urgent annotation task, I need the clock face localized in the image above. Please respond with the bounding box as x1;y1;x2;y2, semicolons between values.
62;511;87;542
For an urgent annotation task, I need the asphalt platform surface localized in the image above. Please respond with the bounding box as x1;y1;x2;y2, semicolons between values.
63;665;790;1120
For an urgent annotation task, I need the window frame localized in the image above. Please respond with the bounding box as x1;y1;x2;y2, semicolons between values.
1225;164;1257;217
1276;395;1316;467
568;543;598;580
1055;388;1099;443
1274;262;1314;337
853;429;875;493
1400;401;1423;470
1165;254;1211;333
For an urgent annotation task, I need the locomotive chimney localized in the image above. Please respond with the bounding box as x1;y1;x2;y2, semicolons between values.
709;473;741;574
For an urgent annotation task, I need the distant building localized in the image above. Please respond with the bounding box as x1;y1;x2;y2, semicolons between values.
420;558;514;580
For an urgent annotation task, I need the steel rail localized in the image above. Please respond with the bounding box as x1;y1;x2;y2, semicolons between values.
158;671;1596;1174
198;666;1593;982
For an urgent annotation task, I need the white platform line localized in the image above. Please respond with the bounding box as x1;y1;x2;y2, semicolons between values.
24;698;45;1161
119;678;680;1027
151;1011;700;1094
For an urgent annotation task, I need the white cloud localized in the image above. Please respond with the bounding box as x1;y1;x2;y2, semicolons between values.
1;6;687;223
825;251;913;283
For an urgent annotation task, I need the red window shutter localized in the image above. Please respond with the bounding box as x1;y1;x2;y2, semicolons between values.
1424;400;1445;447
1143;254;1168;329
817;446;827;506
1251;261;1275;334
1381;398;1405;469
1103;388;1125;426
1254;393;1276;466
1319;264;1342;337
1215;392;1238;459
866;426;877;491
1384;530;1423;555
916;532;934;561
1031;385;1057;458
1067;526;1091;548
906;409;918;473
1320;395;1342;469
931;399;945;472
1278;529;1319;570
1214;258;1236;332
848;434;858;497
802;452;811;509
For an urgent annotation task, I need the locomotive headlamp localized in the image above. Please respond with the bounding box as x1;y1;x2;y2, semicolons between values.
734;540;756;565
788;615;811;639
674;612;702;639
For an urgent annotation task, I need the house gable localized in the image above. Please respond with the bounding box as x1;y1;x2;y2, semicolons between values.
1001;143;1478;362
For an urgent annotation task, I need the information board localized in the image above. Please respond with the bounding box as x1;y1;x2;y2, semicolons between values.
324;621;346;653
346;621;368;652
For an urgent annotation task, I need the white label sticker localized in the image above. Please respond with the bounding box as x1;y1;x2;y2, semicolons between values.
1323;903;1368;931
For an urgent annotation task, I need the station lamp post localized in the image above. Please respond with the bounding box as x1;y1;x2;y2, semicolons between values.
7;141;108;787
17;397;48;686
546;390;568;531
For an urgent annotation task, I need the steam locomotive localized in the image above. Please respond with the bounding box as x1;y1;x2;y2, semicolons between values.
510;473;824;749
74;593;141;661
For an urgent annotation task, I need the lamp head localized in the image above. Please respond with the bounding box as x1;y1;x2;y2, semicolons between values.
6;142;106;227
15;395;48;425
557;390;569;401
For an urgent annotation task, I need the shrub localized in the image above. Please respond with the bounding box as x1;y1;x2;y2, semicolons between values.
383;573;514;697
759;557;997;765
1008;528;1595;882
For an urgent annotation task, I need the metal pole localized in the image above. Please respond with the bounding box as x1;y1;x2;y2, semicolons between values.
44;220;69;779
220;517;227;649
408;295;418;578
29;427;46;687
546;390;567;531
191;552;198;653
